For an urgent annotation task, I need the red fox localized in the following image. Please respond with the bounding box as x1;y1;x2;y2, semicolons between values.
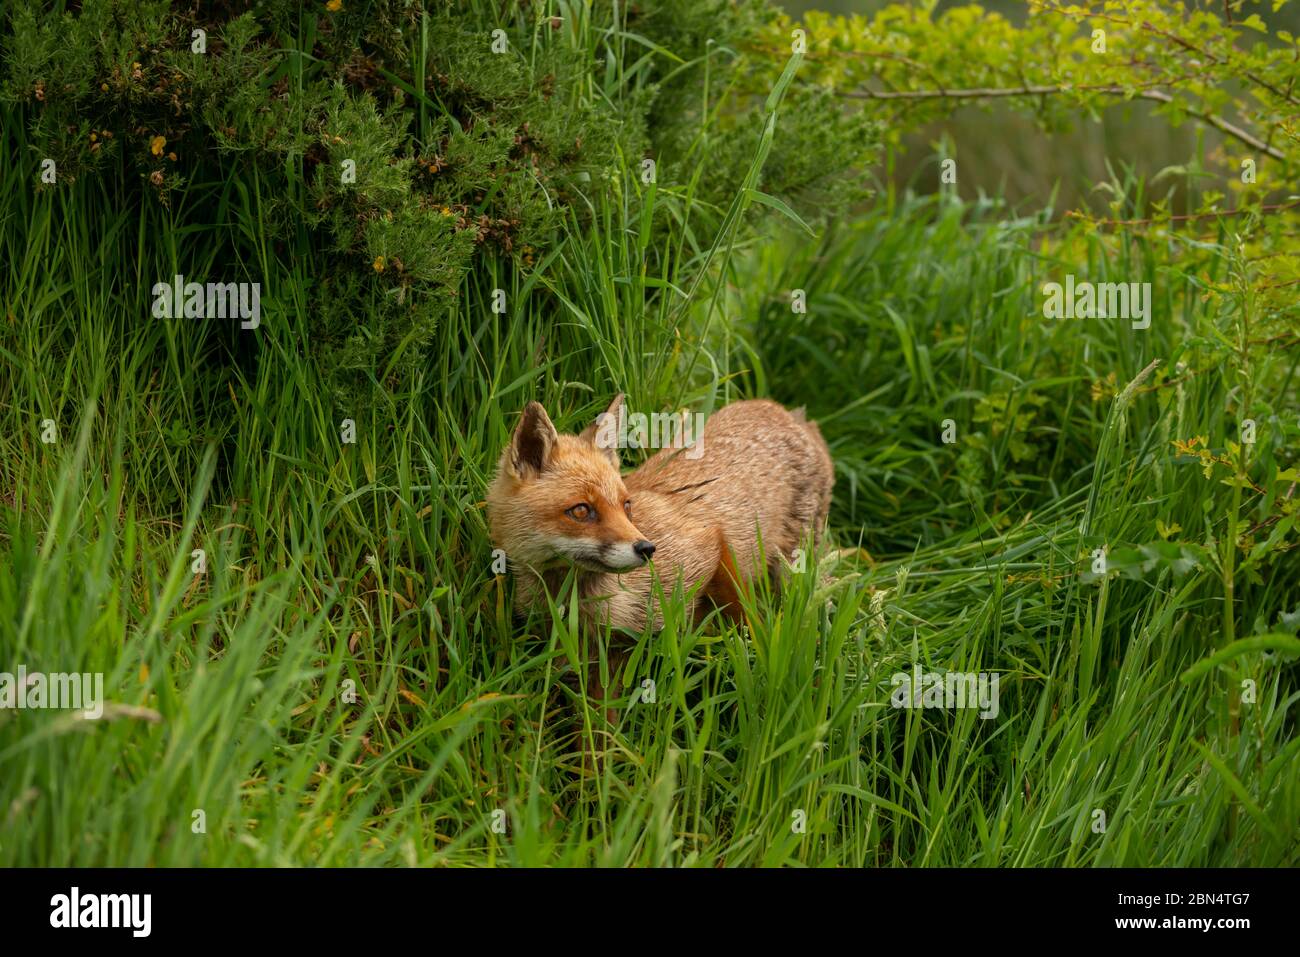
487;394;834;633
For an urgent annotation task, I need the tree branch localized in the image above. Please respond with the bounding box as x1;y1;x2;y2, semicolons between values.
841;84;1287;161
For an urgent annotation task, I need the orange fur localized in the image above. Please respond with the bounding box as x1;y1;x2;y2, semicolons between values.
701;528;745;625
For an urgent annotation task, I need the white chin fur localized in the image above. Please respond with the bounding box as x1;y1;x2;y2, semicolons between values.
556;538;645;572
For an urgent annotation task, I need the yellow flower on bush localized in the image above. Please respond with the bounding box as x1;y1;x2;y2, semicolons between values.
326;0;342;11
150;135;166;156
373;256;385;273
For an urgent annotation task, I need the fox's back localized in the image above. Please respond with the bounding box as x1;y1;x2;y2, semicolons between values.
626;399;833;575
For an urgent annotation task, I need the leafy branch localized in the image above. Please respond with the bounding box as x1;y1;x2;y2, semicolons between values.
840;84;1285;160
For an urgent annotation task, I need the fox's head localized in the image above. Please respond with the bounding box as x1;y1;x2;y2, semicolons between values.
487;394;656;573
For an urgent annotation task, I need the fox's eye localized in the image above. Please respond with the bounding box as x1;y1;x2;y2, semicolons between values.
566;503;593;521
623;500;632;518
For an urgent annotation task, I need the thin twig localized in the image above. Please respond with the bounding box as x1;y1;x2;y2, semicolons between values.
1138;20;1298;108
841;84;1286;160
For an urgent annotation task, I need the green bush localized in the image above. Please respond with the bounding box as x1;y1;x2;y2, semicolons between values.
1;0;879;404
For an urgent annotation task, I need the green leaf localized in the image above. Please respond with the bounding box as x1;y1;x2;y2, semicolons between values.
1180;634;1300;682
764;49;804;113
1189;740;1283;843
744;188;816;237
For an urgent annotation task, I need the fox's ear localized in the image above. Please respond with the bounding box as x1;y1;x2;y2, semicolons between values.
579;393;624;468
508;401;559;478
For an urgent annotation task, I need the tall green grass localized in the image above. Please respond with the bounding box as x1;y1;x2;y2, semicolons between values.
1;23;1297;865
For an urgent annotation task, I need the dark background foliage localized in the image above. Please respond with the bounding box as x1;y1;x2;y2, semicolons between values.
2;0;878;405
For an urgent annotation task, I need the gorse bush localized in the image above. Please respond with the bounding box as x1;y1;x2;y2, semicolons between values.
2;0;878;404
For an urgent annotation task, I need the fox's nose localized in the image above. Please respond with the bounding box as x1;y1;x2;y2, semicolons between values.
633;540;656;561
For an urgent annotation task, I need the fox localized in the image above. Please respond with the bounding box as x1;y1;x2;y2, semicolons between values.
487;393;834;634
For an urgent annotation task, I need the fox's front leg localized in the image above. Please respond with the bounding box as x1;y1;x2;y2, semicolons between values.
701;528;748;625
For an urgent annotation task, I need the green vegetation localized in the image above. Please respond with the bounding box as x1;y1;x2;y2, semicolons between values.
0;0;1296;866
